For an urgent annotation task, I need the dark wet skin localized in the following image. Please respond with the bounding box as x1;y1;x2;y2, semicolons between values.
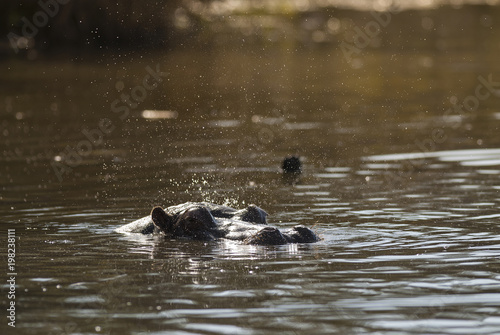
243;227;288;245
243;225;321;245
152;206;220;240
138;203;320;245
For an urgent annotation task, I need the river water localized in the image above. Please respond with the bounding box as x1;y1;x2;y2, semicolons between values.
2;4;500;335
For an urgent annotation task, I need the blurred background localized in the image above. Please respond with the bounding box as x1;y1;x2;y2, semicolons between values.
2;0;500;56
2;0;500;205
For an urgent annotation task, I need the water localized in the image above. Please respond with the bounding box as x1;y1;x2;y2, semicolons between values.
2;3;500;335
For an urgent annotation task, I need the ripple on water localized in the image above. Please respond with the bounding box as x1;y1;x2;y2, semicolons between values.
184;323;253;335
369;319;487;334
365;148;500;163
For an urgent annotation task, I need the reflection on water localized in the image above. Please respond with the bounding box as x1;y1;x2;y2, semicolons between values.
2;2;500;335
5;142;500;334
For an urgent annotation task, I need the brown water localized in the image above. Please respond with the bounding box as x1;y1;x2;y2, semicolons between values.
2;4;500;335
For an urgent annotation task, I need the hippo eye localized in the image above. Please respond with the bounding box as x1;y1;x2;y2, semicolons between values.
183;218;205;233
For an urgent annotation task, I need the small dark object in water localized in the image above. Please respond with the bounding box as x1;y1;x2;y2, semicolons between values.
117;202;320;245
282;156;301;174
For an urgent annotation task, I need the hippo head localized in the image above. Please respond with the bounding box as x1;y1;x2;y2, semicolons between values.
151;205;217;240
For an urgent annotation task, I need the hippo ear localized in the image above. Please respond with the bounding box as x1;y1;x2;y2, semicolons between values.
151;206;174;233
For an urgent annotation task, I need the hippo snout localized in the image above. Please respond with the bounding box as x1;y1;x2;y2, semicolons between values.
244;227;288;245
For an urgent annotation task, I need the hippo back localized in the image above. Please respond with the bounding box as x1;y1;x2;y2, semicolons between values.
115;216;156;234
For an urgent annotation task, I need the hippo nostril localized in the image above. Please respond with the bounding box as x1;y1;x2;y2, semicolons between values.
245;227;288;245
286;225;320;243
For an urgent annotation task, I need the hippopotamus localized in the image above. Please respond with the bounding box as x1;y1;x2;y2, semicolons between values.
116;202;320;245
